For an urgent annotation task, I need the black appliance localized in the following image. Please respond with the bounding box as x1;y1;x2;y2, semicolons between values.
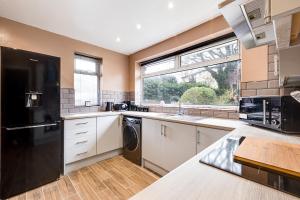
137;106;149;112
123;101;149;112
114;103;128;111
0;47;62;199
239;96;300;134
105;102;114;111
199;136;300;198
123;101;135;111
123;116;142;165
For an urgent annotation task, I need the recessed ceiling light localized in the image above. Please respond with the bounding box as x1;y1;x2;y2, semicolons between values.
168;2;174;9
136;24;142;30
116;37;121;42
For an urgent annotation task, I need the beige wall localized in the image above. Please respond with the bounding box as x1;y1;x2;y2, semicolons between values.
0;17;129;91
128;15;232;94
241;45;268;82
241;44;280;97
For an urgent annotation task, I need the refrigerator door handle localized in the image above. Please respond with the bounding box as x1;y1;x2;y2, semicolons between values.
5;123;58;131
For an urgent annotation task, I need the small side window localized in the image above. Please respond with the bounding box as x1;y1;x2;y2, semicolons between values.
74;54;101;106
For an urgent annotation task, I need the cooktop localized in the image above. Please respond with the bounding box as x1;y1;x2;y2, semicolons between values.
199;136;300;198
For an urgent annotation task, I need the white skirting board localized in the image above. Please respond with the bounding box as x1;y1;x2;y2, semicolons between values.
63;148;123;175
143;159;169;176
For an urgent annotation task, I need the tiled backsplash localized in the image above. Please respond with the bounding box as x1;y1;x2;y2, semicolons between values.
60;88;131;115
241;44;280;97
61;88;239;119
101;90;133;105
148;105;239;119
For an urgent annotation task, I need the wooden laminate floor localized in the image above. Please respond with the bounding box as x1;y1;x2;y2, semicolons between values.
9;156;159;200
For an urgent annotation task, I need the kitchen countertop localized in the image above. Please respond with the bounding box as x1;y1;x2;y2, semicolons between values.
62;111;240;131
129;118;300;200
62;111;300;200
61;111;123;119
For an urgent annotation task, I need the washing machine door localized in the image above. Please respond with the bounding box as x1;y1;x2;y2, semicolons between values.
123;124;139;152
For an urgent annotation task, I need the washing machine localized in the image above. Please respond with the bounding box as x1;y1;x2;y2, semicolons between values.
123;116;142;165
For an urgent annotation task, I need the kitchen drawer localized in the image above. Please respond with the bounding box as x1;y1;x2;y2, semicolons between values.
65;137;96;164
64;118;96;131
65;146;96;164
65;134;96;149
64;128;95;140
64;118;96;139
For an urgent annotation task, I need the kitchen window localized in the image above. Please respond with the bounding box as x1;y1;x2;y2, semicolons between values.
141;37;240;106
74;54;101;106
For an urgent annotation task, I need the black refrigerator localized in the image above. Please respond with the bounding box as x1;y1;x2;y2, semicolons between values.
0;47;62;199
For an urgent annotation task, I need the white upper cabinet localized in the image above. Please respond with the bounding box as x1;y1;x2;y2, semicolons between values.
268;0;300;49
271;0;300;18
219;0;300;49
96;115;123;154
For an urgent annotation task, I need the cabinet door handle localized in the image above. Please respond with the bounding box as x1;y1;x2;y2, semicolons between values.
118;116;122;127
5;123;57;131
76;151;88;156
75;140;88;145
75;131;88;135
197;130;200;144
161;125;167;136
263;100;266;125
75;122;88;126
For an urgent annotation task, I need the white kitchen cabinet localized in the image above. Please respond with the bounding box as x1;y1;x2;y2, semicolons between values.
97;115;123;154
64;118;97;164
142;118;164;167
142;118;196;172
161;121;196;171
271;0;300;18
196;127;229;153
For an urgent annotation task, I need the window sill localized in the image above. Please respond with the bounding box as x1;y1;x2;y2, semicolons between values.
141;104;239;111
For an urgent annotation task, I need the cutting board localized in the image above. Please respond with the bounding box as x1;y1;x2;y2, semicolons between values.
234;137;300;178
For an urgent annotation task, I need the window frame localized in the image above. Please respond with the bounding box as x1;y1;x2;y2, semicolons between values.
140;37;241;106
74;54;102;107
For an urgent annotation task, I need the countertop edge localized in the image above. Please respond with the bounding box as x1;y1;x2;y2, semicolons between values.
61;111;240;131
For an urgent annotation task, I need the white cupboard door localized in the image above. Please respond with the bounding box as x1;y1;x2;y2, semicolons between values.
161;121;196;171
97;115;122;154
142;118;163;167
196;127;229;153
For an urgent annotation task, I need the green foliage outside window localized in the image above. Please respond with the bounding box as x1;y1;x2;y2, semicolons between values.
180;87;216;105
143;61;240;106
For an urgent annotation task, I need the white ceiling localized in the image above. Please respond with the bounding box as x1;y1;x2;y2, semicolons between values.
0;0;221;55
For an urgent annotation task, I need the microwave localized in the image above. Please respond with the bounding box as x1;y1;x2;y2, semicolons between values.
239;96;300;134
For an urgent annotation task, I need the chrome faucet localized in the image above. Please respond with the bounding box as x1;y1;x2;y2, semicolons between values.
178;101;184;115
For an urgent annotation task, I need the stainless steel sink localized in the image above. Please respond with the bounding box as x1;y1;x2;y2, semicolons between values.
158;113;205;121
158;113;179;117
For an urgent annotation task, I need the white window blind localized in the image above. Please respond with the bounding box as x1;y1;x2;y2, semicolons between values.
74;54;100;106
